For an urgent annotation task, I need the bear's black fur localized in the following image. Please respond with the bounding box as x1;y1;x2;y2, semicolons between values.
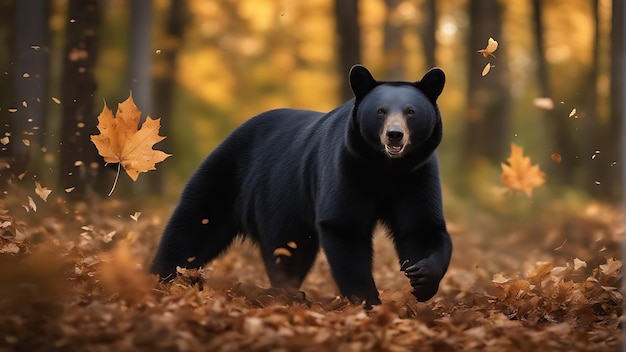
151;65;452;307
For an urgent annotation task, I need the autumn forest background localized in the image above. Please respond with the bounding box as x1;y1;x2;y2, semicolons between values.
0;0;623;351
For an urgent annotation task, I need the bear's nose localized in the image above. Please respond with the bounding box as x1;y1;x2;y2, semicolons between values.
386;128;404;143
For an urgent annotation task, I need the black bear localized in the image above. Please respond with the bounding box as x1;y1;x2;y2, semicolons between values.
151;65;452;307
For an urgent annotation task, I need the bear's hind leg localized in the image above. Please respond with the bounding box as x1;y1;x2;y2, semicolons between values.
151;203;239;281
260;235;319;295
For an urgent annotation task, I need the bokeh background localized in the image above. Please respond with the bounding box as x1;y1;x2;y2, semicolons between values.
0;0;623;213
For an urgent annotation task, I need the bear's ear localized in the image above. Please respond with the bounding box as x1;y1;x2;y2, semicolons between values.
349;65;378;100
415;68;445;103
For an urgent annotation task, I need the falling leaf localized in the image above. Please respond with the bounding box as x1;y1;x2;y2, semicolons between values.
90;93;171;185
7;108;17;113
568;108;577;118
34;181;52;202
130;212;142;221
287;241;297;249
550;153;562;164
201;218;209;225
554;238;567;250
52;97;61;105
28;196;37;212
0;137;9;145
501;143;546;196
481;63;493;76
65;187;75;193
533;97;554;110
477;37;498;58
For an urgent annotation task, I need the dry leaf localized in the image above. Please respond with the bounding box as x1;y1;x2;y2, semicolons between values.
28;196;37;212
501;143;546;196
573;258;587;271
492;272;511;285
130;212;142;221
0;243;20;254
568;108;577;118
533;97;554;110
550;153;562;164
52;97;61;104
478;37;498;58
34;181;52;202
481;63;493;77
90;93;171;182
65;187;75;193
599;258;621;278
0;137;9;145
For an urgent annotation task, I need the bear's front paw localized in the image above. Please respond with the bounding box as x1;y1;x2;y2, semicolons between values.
401;259;442;302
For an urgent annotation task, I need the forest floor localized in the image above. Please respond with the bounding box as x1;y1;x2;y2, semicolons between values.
0;193;622;352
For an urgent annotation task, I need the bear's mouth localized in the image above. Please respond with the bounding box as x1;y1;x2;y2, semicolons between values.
384;144;406;157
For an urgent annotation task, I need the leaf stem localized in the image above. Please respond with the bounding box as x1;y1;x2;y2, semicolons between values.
108;163;120;197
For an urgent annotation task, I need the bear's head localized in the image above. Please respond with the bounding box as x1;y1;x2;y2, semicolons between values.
349;65;445;163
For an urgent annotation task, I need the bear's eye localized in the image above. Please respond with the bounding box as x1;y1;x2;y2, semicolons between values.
406;108;415;116
377;108;386;116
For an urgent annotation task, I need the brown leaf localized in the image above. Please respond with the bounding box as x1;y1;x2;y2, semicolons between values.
501;143;546;196
90;93;171;181
481;63;493;76
477;37;498;58
34;181;52;202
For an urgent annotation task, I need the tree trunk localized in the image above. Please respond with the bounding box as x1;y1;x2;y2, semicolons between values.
461;0;510;166
127;0;158;195
531;0;578;187
605;0;624;200
420;0;437;69
60;0;108;200
383;0;404;80
152;0;185;178
334;0;361;101
9;0;49;176
583;0;601;195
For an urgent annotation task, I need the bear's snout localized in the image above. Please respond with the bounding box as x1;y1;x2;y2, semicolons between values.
381;114;410;158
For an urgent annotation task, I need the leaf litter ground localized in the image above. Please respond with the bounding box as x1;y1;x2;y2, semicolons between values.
0;194;622;351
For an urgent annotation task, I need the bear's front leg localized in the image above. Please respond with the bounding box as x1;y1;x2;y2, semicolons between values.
393;223;452;302
318;222;381;308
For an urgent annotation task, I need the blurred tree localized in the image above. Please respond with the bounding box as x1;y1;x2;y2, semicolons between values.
0;0;13;184
152;0;185;192
334;0;361;101
9;0;49;175
60;0;110;200
461;0;511;166
383;0;404;80
420;0;437;69
583;0;600;194
128;0;159;195
531;0;578;187
604;0;624;200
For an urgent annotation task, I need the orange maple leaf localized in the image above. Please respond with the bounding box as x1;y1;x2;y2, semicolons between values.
501;143;546;197
91;94;171;190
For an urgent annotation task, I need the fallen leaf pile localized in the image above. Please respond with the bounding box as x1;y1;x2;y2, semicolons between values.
0;195;621;351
